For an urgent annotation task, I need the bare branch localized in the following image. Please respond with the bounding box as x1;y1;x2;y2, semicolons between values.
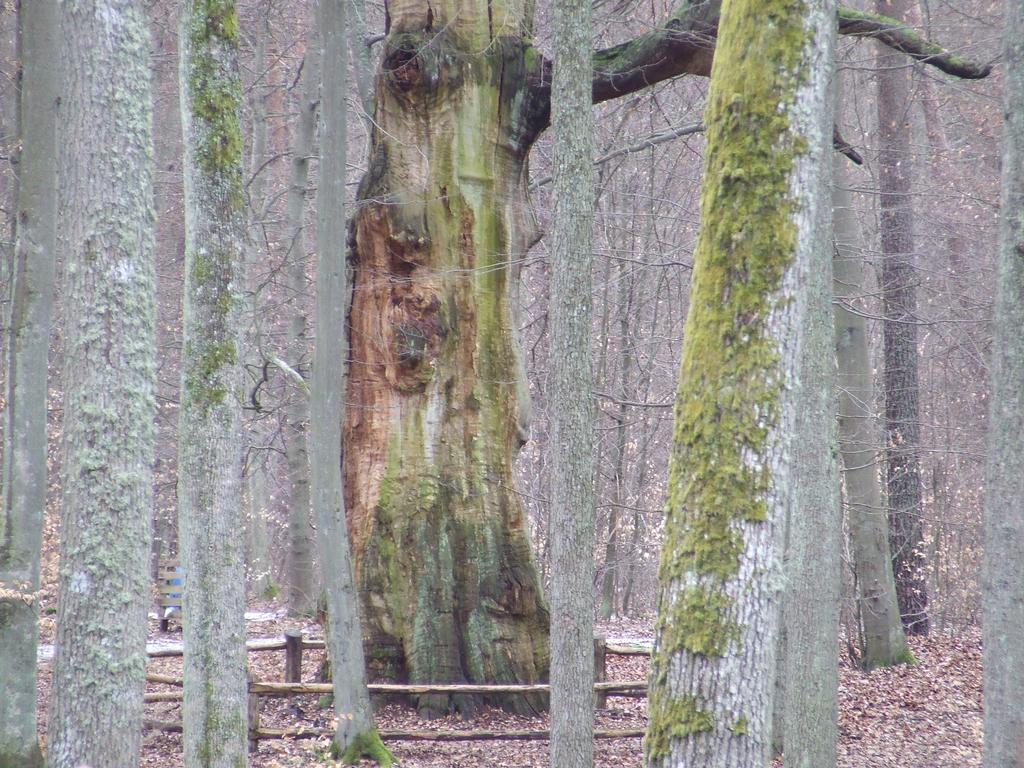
526;2;991;135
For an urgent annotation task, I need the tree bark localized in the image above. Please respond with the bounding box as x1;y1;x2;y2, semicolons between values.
344;1;550;717
644;1;835;765
833;80;910;668
874;0;930;636
338;0;985;717
548;0;596;764
242;8;273;599
177;1;249;764
282;30;321;617
311;1;392;764
46;1;156;765
781;53;840;767
0;1;57;765
982;2;1024;764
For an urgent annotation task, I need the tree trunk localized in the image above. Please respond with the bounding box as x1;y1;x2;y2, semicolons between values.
548;0;596;764
344;2;549;717
982;2;1024;764
833;90;911;668
282;32;321;617
242;8;272;599
599;254;634;620
644;1;835;765
311;1;392;763
46;1;156;765
177;1;249;764
874;0;929;636
781;75;840;768
0;1;57;765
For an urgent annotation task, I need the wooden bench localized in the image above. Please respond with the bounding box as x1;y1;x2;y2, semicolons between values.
158;558;184;632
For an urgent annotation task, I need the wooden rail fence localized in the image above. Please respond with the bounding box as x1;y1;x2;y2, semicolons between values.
142;633;652;750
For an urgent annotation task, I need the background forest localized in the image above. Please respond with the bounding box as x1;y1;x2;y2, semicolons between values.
0;0;1014;766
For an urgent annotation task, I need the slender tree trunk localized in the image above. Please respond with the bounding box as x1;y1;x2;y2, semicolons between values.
548;0;595;764
874;0;929;636
347;0;374;120
46;1;156;765
344;1;549;716
983;2;1024;764
781;77;840;768
178;1;249;764
0;1;57;765
0;6;18;337
600;261;633;620
833;94;910;668
245;460;273;594
282;31;321;617
311;1;392;763
149;0;185;574
644;1;835;765
243;11;272;598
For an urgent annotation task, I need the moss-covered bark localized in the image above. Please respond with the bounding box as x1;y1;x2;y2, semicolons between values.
178;1;249;765
345;3;549;717
644;0;834;765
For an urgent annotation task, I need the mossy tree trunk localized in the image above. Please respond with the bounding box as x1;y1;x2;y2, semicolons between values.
341;0;988;721
0;1;57;765
178;1;250;765
46;1;157;764
982;2;1024;764
344;1;551;718
644;1;835;765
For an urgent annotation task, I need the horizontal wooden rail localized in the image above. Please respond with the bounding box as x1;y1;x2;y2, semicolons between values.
146;673;183;687
146;636;326;658
143;719;645;742
605;642;653;656
143;636;648;659
144;679;647;702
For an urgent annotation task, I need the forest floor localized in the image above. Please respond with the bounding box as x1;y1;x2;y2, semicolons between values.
35;609;983;767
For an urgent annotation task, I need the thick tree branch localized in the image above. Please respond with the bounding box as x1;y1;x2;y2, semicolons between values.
837;8;991;79
526;2;991;135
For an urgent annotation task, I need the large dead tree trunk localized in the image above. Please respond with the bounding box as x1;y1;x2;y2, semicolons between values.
344;3;550;717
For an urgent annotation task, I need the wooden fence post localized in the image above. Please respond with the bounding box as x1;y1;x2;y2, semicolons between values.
594;636;608;710
247;671;260;753
284;630;303;683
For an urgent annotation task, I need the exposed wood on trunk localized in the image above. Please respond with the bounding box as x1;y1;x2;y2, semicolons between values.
345;3;549;718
